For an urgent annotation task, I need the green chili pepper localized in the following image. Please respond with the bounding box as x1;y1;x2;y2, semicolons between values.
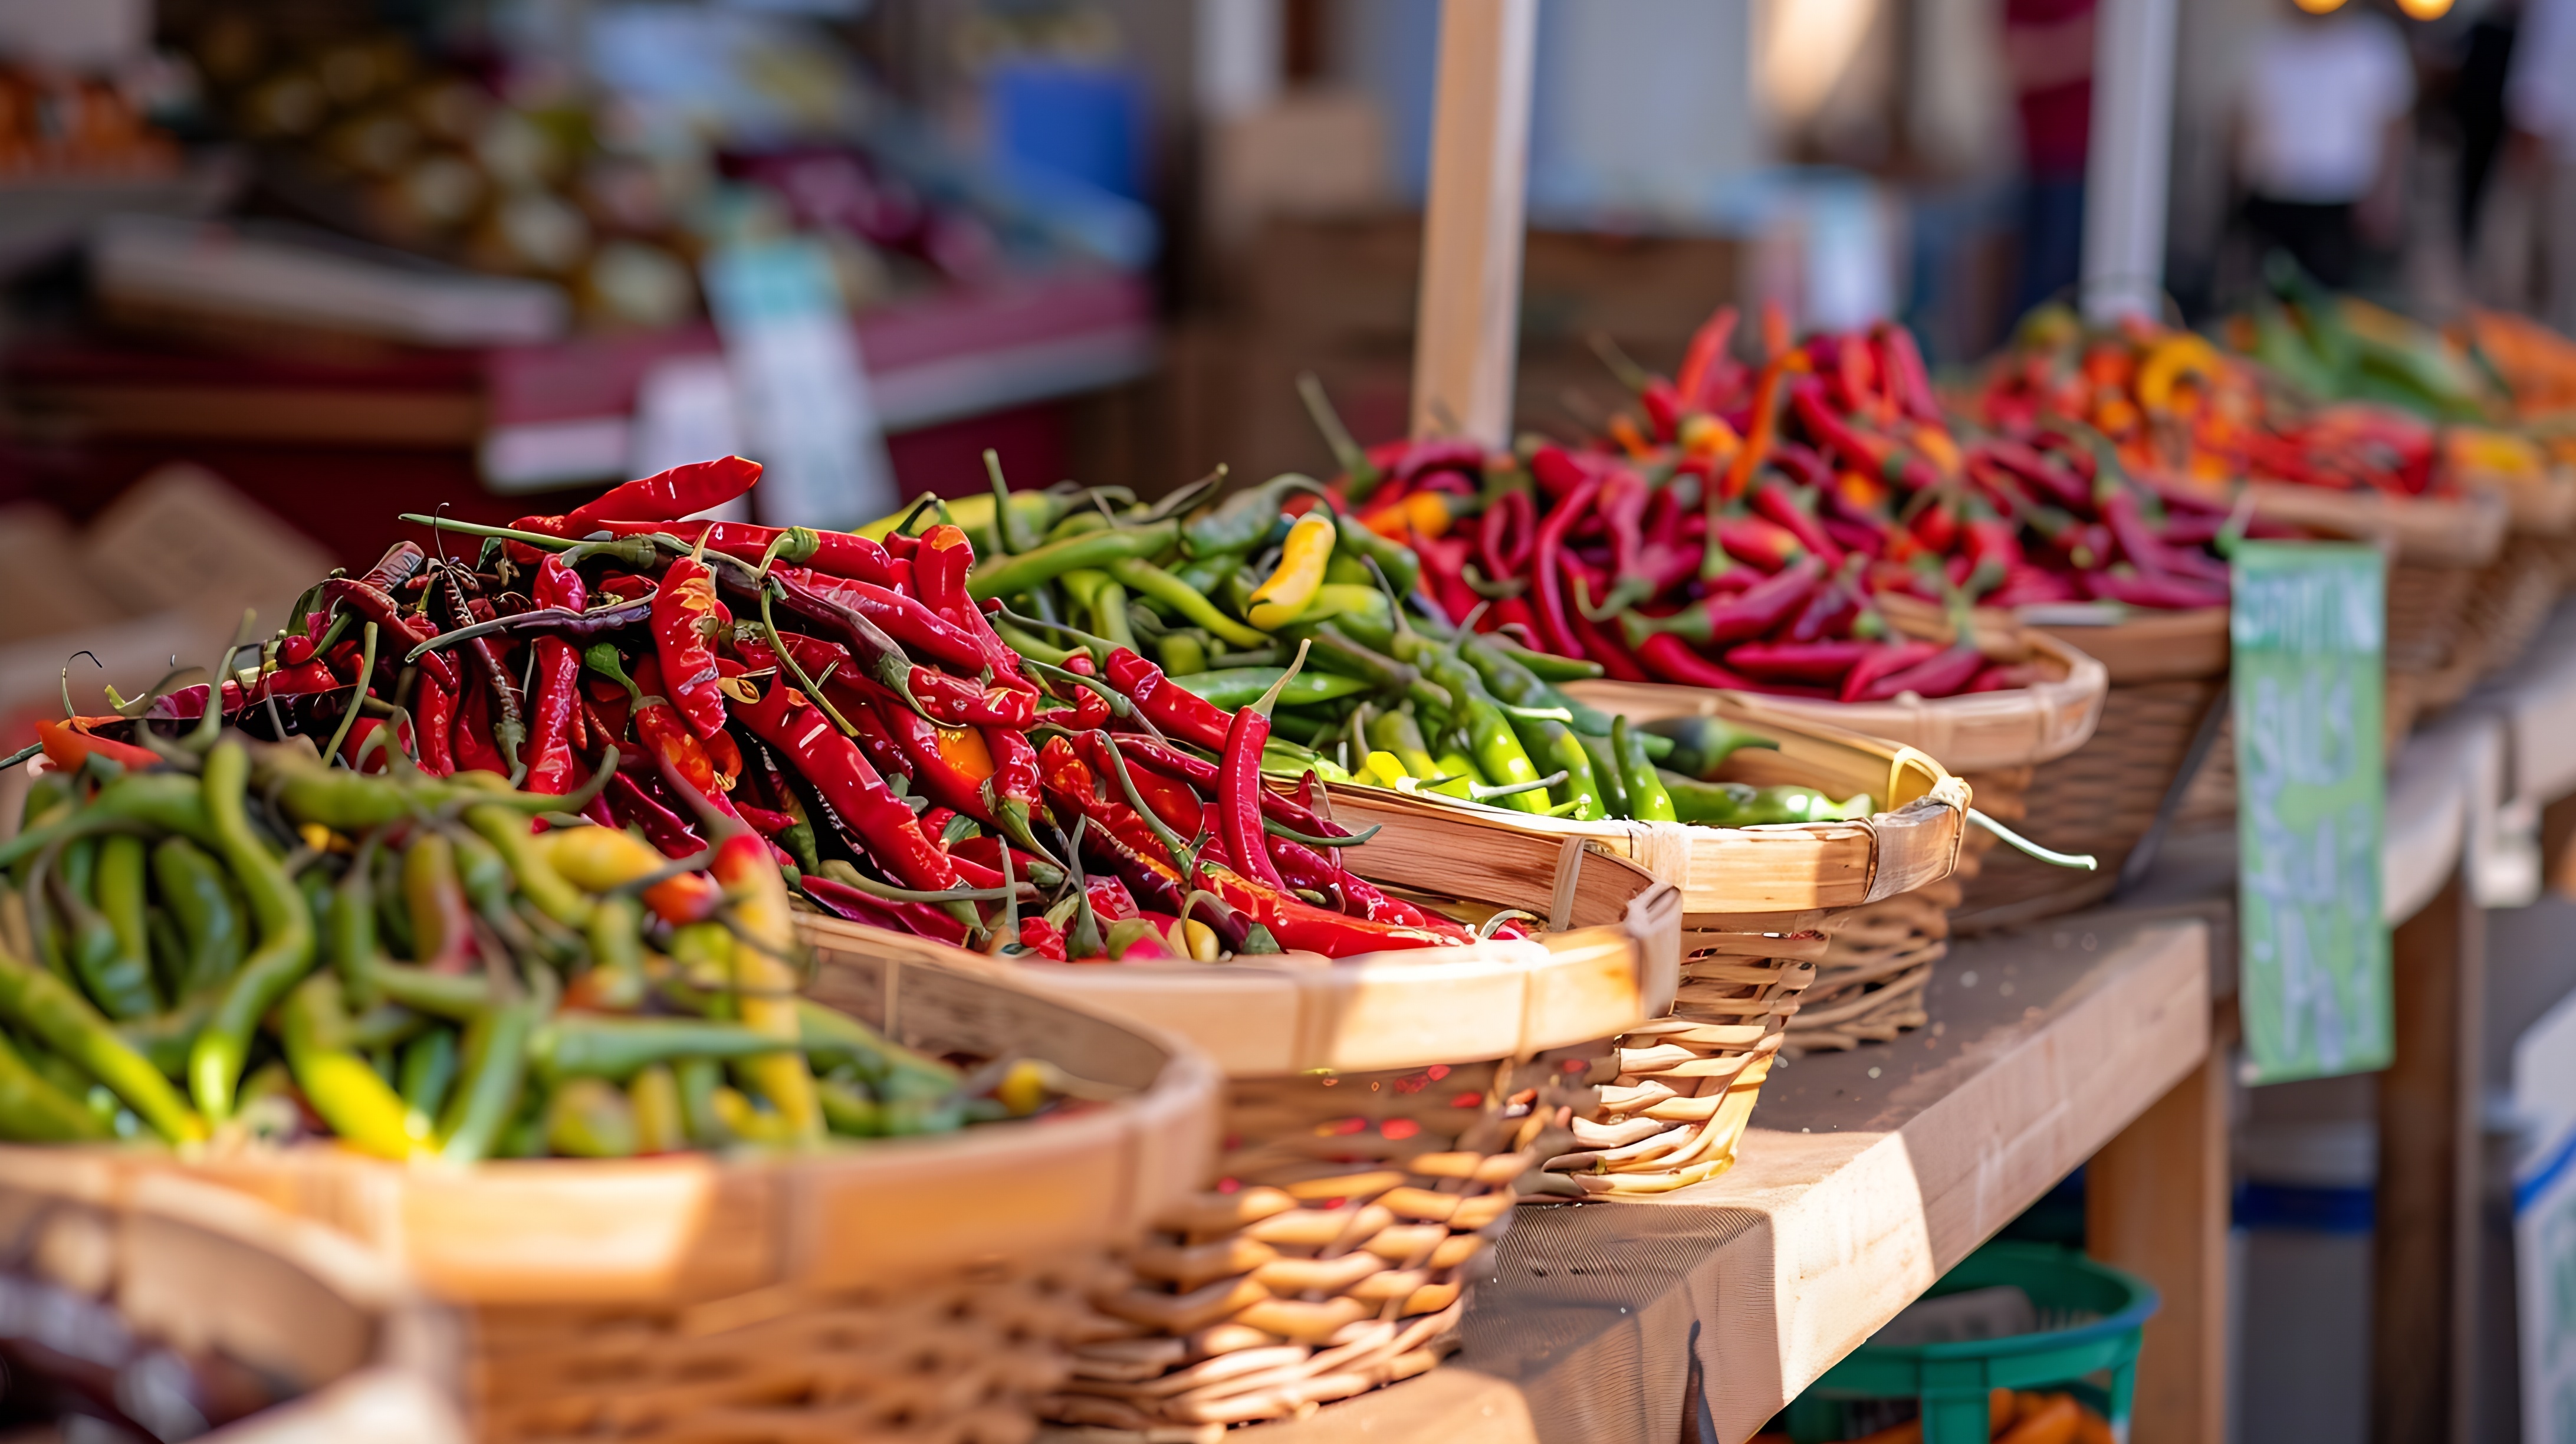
1182;473;1326;557
1170;668;1369;710
544;1077;640;1158
796;999;960;1101
437;987;544;1164
19;772;71;834
328;838;381;1008
583;895;648;1012
1581;733;1632;818
144;908;186;1003
0;774;215;874
1487;635;1604;683
1460;632;1616;736
1422;654;1548;815
0;1031;111;1141
368;961;491;1020
282;972;423;1160
1084;577;1137;653
0;950;201;1141
58;869;158;1022
95;835;149;972
117;996;210;1080
1169;553;1238;599
967;520;1180;602
399;1026;458;1124
674;1055;729;1145
153;838;245;997
1156;632;1210;677
1510;715;1608;821
533;1015;793;1082
1366;708;1444;783
463;805;592;929
446;826;511;922
1614;717;1679;822
1645;716;1782;780
1326;510;1421;598
346;1003;428;1051
817;1077;882;1136
1107;556;1270;648
370;841;413;960
188;740;317;1122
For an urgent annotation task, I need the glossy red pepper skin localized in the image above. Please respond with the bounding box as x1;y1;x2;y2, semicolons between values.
1039;740;1193;874
606;772;707;858
1216;698;1290;891
800;874;974;946
649;556;728;741
735;680;957;892
870;700;996;825
914;526;1038;694
1750;477;1843;565
521;556;587;796
1073;731;1200;835
1635;556;1823;648
563;455;761;534
1838;641;1945;703
980;725;1045;849
2082;568;2230;609
1675;304;1740;412
318;578;459;694
1477;488;1537;581
413;673;458;776
1714;515;1811;573
1789;378;1894;482
452;679;510;777
1102;649;1234;752
1198;869;1463;954
787;570;987;674
1857;641;1987;702
1110;736;1353;841
1632;633;1765;690
1726;638;1877;681
1876;322;1943;423
1530;462;1605;659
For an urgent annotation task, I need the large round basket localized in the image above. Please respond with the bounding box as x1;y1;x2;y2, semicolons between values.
797;846;1679;1436
0;1150;465;1443
141;960;1221;1444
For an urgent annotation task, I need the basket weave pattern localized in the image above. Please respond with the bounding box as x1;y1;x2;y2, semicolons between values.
474;1264;1114;1444
1785;883;1956;1052
1547;924;1822;1194
2420;536;2566;715
1046;1056;1590;1435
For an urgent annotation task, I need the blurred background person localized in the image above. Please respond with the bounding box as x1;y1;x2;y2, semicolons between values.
2004;0;2097;314
2235;0;2416;288
2508;0;2576;329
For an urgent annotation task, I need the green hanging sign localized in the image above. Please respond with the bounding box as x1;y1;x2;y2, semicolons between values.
2233;541;2388;1084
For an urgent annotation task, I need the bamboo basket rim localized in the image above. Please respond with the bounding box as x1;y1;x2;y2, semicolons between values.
104;955;1224;1306
1563;631;2106;776
2246;480;2509;567
2454;461;2576;536
1323;697;1968;914
2023;603;2231;687
797;862;1682;1080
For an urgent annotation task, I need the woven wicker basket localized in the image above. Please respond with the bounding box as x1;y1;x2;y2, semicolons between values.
146;959;1221;1444
799;845;1677;1436
0;1151;466;1443
1327;708;1969;1181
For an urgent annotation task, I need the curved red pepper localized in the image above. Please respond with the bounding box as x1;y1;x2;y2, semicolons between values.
735;680;955;892
318;577;458;694
1198;869;1464;954
1217;701;1286;890
414;673;458;777
37;718;162;774
800;874;972;946
786;570;987;674
1676;304;1740;413
1724;639;1876;682
1531;467;1604;658
564;455;761;534
1631;632;1763;690
914;526;1037;694
1838;641;1944;703
521;556;587;796
1102;649;1233;752
650;556;728;741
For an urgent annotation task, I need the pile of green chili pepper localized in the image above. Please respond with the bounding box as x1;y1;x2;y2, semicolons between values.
0;697;1073;1156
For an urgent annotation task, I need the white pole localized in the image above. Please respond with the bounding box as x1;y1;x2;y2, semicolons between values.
1411;0;1540;445
2080;0;2179;320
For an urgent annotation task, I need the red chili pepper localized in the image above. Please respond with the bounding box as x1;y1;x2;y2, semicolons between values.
1837;640;1944;703
649;554;728;742
783;569;986;675
1040;739;1186;867
1856;640;1987;702
1217;693;1287;892
1786;560;1863;641
603;773;705;858
1529;443;1598;504
1102;649;1234;752
800;874;974;946
1959;507;2022;595
1627;555;1822;648
1197;869;1464;955
1478;489;1537;580
1714;514;1811;573
1676;304;1740;412
36;718;162;774
518;556;587;796
413;672;458;777
320;577;458;694
1876;322;1943;423
1073;731;1198;835
1555;563;1653;682
562;455;762;534
913;524;1037;694
1789;377;1894;483
1724;639;1877;682
2082;567;2230;609
452;678;510;777
735;680;957;892
356;541;427;596
1629;632;1766;690
1530;464;1604;658
1640;381;1684;442
837;693;916;784
1986;565;2084;608
869;698;998;827
980;724;1045;851
1979;439;2093;511
1749;475;1842;565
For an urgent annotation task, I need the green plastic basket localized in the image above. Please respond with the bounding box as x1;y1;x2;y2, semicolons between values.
1785;1242;2158;1443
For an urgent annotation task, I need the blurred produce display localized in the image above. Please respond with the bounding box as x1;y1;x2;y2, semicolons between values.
0;63;179;178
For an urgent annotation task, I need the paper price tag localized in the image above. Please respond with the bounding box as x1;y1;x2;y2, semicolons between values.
2232;542;2388;1084
701;239;896;529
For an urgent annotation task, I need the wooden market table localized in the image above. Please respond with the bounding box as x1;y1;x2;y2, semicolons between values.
1240;907;2216;1444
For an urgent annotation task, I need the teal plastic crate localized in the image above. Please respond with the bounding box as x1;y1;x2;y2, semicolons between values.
1785;1242;2158;1443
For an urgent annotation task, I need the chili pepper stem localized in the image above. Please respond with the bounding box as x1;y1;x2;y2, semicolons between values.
318;622;380;770
1967;809;2099;871
1250;640;1312;718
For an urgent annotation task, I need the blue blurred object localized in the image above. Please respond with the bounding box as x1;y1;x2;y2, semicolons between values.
986;58;1149;202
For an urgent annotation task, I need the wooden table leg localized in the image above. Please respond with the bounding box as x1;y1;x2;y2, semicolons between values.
2087;1003;2231;1444
2371;868;2485;1444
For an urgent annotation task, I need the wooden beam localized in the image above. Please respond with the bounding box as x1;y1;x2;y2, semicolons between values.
2371;868;2486;1444
2087;1002;2234;1444
1409;0;1537;445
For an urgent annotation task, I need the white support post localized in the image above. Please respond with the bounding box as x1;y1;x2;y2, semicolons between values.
1411;0;1539;445
2081;0;2179;320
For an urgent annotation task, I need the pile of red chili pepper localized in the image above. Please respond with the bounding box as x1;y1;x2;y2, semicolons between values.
97;457;1502;967
1320;311;2255;699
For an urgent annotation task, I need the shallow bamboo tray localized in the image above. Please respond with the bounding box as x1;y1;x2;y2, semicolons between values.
0;1150;465;1444
153;958;1222;1444
2245;482;2508;570
797;854;1677;1435
1326;697;1967;917
1566;630;2106;776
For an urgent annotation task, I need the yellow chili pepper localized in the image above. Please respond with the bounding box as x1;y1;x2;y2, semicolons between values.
1680;412;1740;460
2134;332;2223;413
1246;511;1337;629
